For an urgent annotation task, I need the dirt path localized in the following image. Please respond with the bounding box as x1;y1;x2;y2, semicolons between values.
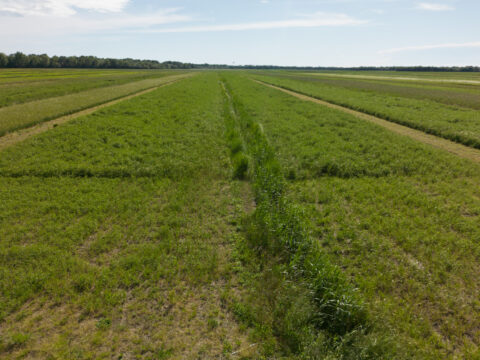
255;80;480;164
0;75;191;151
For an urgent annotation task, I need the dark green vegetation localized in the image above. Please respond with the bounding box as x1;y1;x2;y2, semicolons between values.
3;52;480;73
1;68;480;359
223;73;480;358
254;72;480;149
0;52;196;70
222;77;392;359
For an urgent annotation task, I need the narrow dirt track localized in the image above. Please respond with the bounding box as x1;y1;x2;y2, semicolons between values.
255;79;480;164
0;75;192;151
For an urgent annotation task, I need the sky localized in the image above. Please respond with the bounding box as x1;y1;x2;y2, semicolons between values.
0;0;478;66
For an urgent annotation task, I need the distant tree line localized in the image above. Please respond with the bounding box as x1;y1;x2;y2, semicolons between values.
0;52;196;69
0;52;478;72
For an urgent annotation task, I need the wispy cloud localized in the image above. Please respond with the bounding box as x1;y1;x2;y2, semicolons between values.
379;41;480;54
0;8;192;37
136;12;367;33
416;2;454;11
0;0;130;17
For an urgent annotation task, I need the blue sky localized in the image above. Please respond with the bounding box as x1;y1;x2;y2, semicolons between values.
0;0;478;66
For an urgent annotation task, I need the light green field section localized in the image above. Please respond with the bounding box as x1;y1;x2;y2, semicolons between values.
0;73;191;136
299;70;480;83
0;68;147;82
0;74;262;359
0;69;176;108
1;69;479;359
254;72;480;149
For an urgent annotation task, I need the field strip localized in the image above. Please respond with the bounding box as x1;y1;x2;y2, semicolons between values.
254;79;480;164
0;73;193;136
0;75;192;151
300;72;480;85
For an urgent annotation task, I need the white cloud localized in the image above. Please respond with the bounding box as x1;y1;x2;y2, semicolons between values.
416;2;454;11
0;8;191;37
0;0;129;17
136;12;367;33
379;41;480;54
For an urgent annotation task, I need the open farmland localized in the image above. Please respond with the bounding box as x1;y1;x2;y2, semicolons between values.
1;68;480;359
0;69;190;136
254;71;480;149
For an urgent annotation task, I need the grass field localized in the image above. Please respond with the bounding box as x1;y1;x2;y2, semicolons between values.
0;73;265;359
297;70;480;82
254;72;480;149
1;68;480;359
223;72;480;358
0;69;176;108
0;71;191;136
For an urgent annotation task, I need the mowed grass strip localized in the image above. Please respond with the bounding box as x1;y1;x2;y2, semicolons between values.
0;75;223;179
267;72;480;110
225;73;480;359
0;73;192;136
0;69;175;108
254;73;480;149
256;80;480;164
0;68;144;82
300;70;480;83
0;82;181;152
0;73;259;359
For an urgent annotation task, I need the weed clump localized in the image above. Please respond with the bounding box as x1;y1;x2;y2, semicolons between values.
232;152;249;180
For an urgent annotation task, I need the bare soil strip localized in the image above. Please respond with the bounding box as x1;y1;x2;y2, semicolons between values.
255;80;480;164
0;75;191;151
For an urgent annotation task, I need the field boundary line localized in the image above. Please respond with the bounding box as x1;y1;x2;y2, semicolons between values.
300;72;480;85
254;79;480;164
0;74;193;151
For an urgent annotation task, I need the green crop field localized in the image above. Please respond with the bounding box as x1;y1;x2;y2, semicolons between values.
252;72;480;149
1;68;480;359
0;70;175;108
0;69;191;136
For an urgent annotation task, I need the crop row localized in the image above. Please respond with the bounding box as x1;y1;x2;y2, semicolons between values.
0;69;173;108
0;74;260;358
254;73;480;149
225;72;480;358
220;75;398;359
269;73;480;109
0;73;190;137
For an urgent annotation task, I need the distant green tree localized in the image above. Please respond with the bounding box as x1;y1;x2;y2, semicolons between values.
37;54;50;67
49;56;60;68
10;52;28;67
0;52;7;67
27;54;49;67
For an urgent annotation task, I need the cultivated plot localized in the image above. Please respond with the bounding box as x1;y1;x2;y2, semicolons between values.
0;74;259;359
254;72;480;149
224;72;480;359
0;71;191;136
